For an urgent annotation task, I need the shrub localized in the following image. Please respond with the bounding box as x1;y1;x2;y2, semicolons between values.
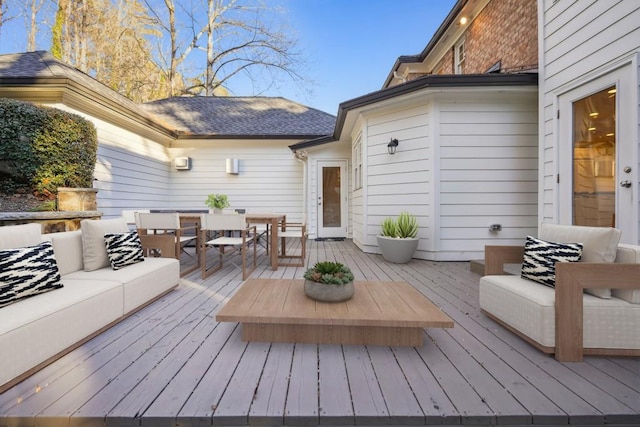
0;98;97;198
32;107;97;196
0;98;46;193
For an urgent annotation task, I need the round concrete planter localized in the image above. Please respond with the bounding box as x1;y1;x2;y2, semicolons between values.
377;235;419;264
304;279;354;302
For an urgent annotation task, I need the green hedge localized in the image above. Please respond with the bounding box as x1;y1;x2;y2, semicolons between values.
0;98;97;197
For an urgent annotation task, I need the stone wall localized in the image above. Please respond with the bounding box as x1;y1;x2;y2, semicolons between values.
0;211;102;233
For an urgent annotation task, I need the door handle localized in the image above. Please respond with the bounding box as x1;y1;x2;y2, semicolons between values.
620;180;632;188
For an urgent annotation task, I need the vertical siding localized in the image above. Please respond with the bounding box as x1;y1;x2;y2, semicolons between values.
362;104;432;254
438;91;539;260
169;140;305;222
540;0;640;241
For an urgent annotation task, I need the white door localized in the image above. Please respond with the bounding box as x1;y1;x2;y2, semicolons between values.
317;160;348;239
558;64;636;242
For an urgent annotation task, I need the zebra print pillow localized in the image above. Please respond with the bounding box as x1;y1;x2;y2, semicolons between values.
104;231;145;270
521;236;583;288
0;241;63;308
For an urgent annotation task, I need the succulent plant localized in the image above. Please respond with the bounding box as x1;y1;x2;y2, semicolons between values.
303;261;354;285
379;211;418;238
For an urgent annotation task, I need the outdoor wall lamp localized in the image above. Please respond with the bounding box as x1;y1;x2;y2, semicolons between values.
387;138;399;155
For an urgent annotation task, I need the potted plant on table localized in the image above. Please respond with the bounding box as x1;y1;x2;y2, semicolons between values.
376;211;419;264
205;194;230;213
303;261;355;302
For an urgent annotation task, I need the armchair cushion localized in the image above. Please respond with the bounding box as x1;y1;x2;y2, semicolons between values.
539;224;621;298
612;244;640;304
521;236;583;287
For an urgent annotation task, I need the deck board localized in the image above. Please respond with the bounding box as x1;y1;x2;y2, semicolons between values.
1;239;639;427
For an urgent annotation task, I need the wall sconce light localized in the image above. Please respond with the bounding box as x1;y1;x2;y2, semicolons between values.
226;158;239;175
174;156;191;170
387;138;399;155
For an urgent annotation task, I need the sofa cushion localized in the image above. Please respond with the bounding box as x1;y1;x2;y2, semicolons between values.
104;231;145;270
539;224;621;298
612;244;640;304
0;241;63;308
64;256;179;314
0;278;123;388
0;223;42;250
80;217;129;271
521;236;583;288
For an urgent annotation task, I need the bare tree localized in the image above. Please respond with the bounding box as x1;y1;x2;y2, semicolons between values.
26;0;47;51
143;0;308;98
0;0;20;44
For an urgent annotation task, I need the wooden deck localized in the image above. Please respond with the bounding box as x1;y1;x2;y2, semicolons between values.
1;239;639;427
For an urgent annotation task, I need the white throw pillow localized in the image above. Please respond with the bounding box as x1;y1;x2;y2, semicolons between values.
539;224;621;298
80;217;129;271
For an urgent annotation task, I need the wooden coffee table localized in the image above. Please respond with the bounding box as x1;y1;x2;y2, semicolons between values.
216;279;454;346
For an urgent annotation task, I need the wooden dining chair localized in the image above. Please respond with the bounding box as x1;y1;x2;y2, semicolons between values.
136;212;197;261
278;222;307;267
247;209;273;254
200;213;257;280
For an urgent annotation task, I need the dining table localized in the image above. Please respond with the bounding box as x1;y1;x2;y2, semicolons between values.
178;211;285;271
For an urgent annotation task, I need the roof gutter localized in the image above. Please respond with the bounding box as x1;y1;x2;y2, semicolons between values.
289;72;538;152
382;0;468;88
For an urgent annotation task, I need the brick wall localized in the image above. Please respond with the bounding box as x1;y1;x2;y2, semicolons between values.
433;0;537;75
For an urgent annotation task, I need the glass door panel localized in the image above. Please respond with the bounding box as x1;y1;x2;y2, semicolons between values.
572;86;616;227
322;166;341;228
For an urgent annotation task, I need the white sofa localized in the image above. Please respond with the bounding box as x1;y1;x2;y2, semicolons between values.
0;219;180;392
479;224;640;362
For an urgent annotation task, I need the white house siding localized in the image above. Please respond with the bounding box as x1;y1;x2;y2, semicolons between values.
351;127;365;249
361;104;432;257
438;90;538;260
168;140;306;222
46;103;173;218
539;0;640;243
304;142;352;239
354;88;538;261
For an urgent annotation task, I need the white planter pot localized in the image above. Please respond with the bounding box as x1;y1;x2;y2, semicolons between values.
377;235;419;264
304;279;354;302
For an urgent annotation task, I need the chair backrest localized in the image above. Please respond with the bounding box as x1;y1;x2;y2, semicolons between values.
137;212;181;230
121;209;150;225
201;213;246;231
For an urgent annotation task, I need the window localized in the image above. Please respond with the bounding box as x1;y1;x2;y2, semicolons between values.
353;135;362;190
454;39;465;74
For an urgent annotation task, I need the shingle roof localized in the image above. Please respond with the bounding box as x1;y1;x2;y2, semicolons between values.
142;96;335;138
0;51;146;117
0;51;335;139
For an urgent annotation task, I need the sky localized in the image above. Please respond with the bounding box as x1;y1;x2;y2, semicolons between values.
0;0;457;116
